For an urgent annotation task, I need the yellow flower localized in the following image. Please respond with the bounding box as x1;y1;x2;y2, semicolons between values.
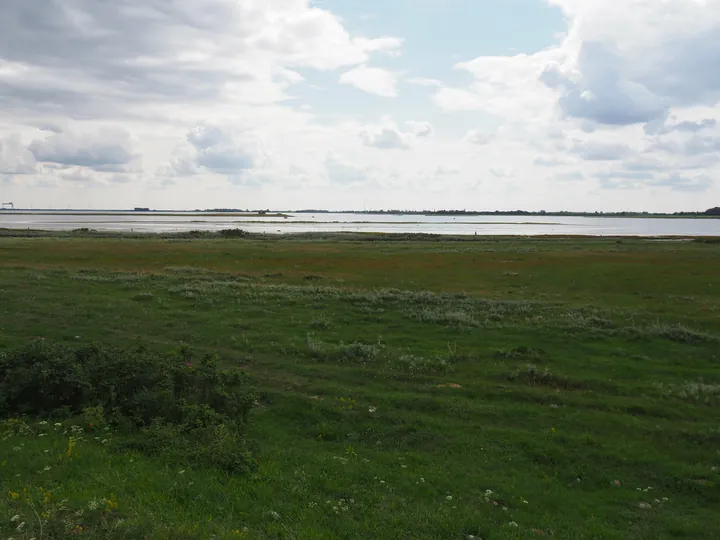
9;490;20;500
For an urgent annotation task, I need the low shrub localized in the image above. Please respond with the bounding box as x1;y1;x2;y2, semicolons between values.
0;341;256;472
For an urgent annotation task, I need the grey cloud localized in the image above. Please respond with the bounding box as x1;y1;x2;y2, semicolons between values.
651;134;720;157
544;26;720;126
674;119;717;133
651;173;712;192
186;125;266;174
0;0;399;117
28;128;136;171
542;42;668;125
160;124;267;177
534;155;568;167
595;170;712;192
645;116;717;135
557;171;585;181
684;135;720;156
325;157;371;185
570;140;632;161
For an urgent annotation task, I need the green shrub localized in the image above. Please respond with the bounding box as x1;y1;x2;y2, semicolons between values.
0;341;256;472
219;228;249;238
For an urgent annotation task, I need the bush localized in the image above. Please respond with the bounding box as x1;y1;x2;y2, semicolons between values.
219;228;249;238
0;341;256;472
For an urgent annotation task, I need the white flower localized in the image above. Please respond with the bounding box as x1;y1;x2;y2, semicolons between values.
10;515;21;522
43;466;51;471
269;511;280;520
508;521;518;527
54;423;62;427
16;522;26;531
179;470;186;475
368;406;377;413
38;421;48;426
446;495;453;501
638;502;652;509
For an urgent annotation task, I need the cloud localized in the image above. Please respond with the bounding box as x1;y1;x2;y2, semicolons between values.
434;52;560;119
570;140;632;161
361;126;409;150
407;77;443;88
325;156;373;185
28;128;137;172
339;65;399;97
162;124;269;177
0;0;402;117
0;134;36;174
542;0;720;125
534;155;570;167
404;121;433;138
464;129;494;146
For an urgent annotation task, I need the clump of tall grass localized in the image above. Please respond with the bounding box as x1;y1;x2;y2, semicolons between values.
508;363;589;390
644;323;715;344
303;334;382;364
656;381;720;405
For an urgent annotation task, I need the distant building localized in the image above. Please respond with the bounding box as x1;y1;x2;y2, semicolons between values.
134;207;150;212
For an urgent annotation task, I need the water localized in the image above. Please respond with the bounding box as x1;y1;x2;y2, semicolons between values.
1;211;719;236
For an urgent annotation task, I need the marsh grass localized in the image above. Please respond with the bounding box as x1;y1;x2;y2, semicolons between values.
2;235;720;538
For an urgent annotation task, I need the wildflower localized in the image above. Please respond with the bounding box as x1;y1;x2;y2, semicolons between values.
446;495;453;501
43;466;52;471
268;511;280;520
401;465;407;469
186;361;193;368
368;406;377;413
662;497;669;502
39;421;48;426
54;423;62;427
638;502;652;509
16;521;26;532
613;480;621;486
10;515;21;522
508;521;519;527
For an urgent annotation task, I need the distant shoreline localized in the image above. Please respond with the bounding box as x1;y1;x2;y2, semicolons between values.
0;209;718;219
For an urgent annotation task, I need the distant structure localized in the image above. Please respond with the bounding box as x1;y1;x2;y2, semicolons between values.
1;202;14;209
134;207;150;212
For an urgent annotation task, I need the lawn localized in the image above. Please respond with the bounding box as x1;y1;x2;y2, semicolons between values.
1;234;719;539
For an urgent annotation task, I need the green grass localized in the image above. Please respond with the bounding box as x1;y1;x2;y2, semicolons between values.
1;235;720;539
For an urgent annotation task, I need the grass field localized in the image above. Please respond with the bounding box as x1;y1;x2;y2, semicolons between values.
1;234;719;539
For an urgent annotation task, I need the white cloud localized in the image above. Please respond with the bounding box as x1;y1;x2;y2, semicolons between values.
0;0;718;211
339;65;399;97
404;121;433;138
0;134;37;174
361;126;408;150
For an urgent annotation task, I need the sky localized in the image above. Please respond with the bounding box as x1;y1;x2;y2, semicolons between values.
1;0;719;212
